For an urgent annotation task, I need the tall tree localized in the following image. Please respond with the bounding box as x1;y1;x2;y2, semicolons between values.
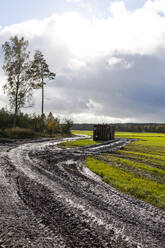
31;50;56;115
2;36;36;127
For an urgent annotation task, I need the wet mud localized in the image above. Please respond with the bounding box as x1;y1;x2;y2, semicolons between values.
0;137;164;247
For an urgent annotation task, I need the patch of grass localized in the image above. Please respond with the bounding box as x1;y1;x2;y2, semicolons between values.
118;150;165;169
87;157;165;209
68;131;165;208
0;127;69;139
72;130;93;136
60;138;101;148
116;132;165;155
105;155;165;184
0;127;37;139
116;131;165;138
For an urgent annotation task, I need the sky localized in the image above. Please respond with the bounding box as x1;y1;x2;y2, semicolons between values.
0;0;165;123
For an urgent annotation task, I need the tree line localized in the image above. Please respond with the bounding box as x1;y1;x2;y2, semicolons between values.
0;108;73;137
72;123;165;133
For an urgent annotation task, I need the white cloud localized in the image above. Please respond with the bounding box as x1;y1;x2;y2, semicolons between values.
108;57;123;66
79;2;92;12
1;2;165;58
110;1;127;16
144;0;165;14
107;57;133;69
55;112;134;124
1;0;165;122
68;58;86;70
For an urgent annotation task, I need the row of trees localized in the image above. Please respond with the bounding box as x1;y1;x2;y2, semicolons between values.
72;123;165;133
2;36;56;127
0;108;73;136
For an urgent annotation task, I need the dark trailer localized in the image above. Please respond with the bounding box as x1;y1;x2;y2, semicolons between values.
93;124;115;141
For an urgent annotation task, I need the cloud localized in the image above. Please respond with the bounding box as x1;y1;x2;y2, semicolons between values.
144;0;165;14
107;56;133;69
110;1;127;16
0;0;165;123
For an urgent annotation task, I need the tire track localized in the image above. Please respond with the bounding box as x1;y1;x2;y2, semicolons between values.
0;137;164;247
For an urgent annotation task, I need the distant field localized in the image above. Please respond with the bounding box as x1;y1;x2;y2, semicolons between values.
60;138;101;148
72;130;93;136
69;130;165;209
60;130;94;147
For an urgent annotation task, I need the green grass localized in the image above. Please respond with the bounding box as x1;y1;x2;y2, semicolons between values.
60;130;99;147
105;155;165;184
0;127;37;139
60;138;101;148
87;157;165;209
68;130;165;209
72;130;93;136
0;127;70;139
116;132;165;155
116;131;165;138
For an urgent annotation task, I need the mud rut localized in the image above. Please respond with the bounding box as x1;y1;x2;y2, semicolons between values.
0;136;165;248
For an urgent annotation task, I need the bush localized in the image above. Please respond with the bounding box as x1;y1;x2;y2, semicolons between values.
46;112;61;135
3;127;36;139
0;108;73;138
0;108;13;129
61;119;73;135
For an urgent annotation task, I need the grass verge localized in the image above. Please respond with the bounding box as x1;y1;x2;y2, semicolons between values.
72;130;93;136
69;130;165;209
60;138;101;148
87;157;165;209
0;127;71;139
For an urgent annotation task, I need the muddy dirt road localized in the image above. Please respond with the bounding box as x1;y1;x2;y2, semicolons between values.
0;137;165;248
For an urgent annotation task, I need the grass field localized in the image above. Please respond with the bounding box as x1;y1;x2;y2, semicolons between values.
60;130;95;147
69;131;165;209
60;138;101;148
72;130;93;136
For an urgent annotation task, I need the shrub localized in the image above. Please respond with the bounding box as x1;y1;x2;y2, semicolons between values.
4;127;36;139
0;108;73;137
61;119;73;135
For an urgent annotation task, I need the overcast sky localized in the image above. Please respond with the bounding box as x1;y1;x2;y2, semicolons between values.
0;0;165;123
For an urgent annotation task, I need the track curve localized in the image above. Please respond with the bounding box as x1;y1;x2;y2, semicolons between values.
0;137;164;248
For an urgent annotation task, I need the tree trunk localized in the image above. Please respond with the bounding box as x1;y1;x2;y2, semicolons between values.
13;110;17;128
13;86;18;128
41;78;44;115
